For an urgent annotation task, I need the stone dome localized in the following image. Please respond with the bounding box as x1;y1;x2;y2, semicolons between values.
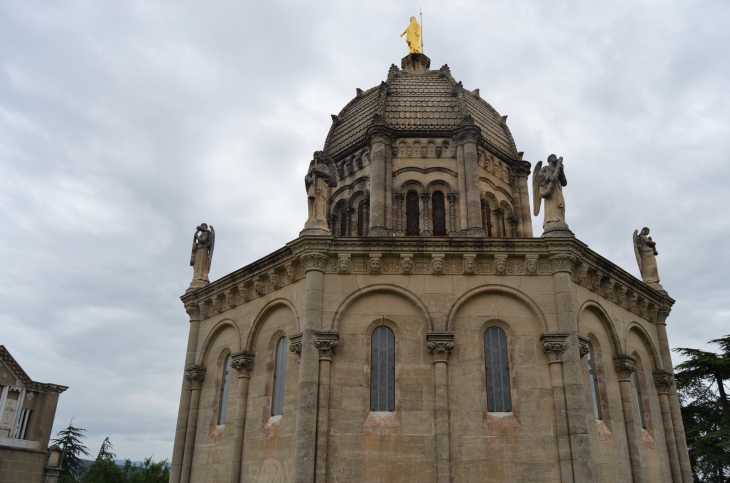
323;54;519;162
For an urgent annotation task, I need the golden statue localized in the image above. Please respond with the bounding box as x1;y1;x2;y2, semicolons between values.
400;16;422;54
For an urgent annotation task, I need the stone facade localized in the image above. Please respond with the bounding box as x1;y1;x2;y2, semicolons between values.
171;54;691;483
0;346;67;483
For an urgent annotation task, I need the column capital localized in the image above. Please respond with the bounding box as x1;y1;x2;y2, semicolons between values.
420;192;431;201
447;192;458;202
454;125;480;144
289;332;303;358
395;191;405;201
548;254;576;274
652;369;675;393
184;302;201;322
427;332;455;363
314;330;339;361
655;307;671;326
231;350;255;377
578;335;591;358
540;333;570;362
613;354;637;380
184;365;207;390
299;252;328;273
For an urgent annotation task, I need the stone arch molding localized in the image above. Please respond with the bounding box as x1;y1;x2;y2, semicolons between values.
245;298;300;351
625;321;664;370
578;300;622;356
331;284;434;331
446;284;549;332
197;319;242;366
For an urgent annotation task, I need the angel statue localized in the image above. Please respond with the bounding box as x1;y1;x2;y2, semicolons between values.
189;223;214;288
300;151;336;236
633;227;664;291
400;16;423;54
533;154;573;237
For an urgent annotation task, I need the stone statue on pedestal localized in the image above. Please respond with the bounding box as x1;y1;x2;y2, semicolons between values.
189;223;214;288
633;227;664;291
533;154;574;237
301;151;335;236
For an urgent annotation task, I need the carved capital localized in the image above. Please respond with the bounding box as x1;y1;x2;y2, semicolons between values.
447;192;458;203
420;192;431;202
540;333;570;362
300;252;328;273
578;335;591;358
395;192;405;201
427;332;455;363
184;365;207;390
549;254;576;274
231;350;255;377
655;307;670;326
289;332;303;358
314;331;339;361
613;355;637;380
184;303;201;321
652;370;675;393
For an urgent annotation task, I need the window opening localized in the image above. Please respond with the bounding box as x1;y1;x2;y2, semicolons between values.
633;370;646;429
406;191;420;235
370;326;395;411
484;327;512;412
272;337;288;416
586;342;602;420
218;354;232;424
432;191;446;236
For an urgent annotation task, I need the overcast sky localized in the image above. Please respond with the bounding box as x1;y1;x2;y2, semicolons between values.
1;0;728;461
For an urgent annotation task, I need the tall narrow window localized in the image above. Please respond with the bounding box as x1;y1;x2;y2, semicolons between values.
340;212;348;237
432;191;446;236
482;200;492;236
218;354;232;424
357;200;366;236
370;326;395;412
633;370;646;429
484;327;512;412
586;342;602;420
406;191;419;235
272;337;288;416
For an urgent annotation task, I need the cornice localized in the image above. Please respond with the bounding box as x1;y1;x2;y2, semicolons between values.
181;236;673;325
0;345;68;394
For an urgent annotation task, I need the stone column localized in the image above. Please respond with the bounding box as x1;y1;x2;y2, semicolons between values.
456;143;468;233
170;303;203;483
653;370;682;483
427;332;454;483
395;192;405;235
180;365;206;483
461;129;485;236
549;254;595;483
229;350;255;483
368;132;390;236
512;164;533;237
293;252;328;483
314;331;339;483
345;209;354;236
447;193;458;235
655;309;693;482
385;143;393;233
541;333;574;483
421;192;432;236
614;355;646;483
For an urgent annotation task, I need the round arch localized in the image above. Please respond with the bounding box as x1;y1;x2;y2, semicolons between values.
245;298;300;351
625;322;663;370
197;319;242;365
578;300;622;356
330;284;433;331
399;179;426;192
446;284;549;332
426;179;454;193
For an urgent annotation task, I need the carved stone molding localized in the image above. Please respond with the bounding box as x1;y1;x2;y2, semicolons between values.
525;254;538;275
284;262;297;284
549;254;576;274
616;285;627;307
300;252;328;273
613;355;637;380
540;333;570;362
184;365;207;390
400;253;414;273
578;335;590;358
231;350;255;377
592;271;604;295
427;332;455;363
652;370;675;393
289;332;303;358
604;279;616;301
314;330;339;361
253;276;264;296
268;270;279;289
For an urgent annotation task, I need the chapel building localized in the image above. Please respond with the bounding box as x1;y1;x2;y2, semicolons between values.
170;53;692;483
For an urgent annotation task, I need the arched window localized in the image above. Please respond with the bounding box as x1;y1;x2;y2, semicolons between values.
218;354;232;424
633;369;646;429
432;191;446;236
357;199;368;236
272;337;288;416
481;200;492;237
406;191;420;235
484;327;512;412
586;342;602;420
370;326;395;412
340;212;348;237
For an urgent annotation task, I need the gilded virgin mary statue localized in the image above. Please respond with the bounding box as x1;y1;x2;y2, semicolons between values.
400;17;423;54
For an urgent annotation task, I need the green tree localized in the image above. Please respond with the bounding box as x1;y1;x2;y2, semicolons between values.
121;457;171;483
82;437;124;483
50;420;91;483
674;335;730;482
